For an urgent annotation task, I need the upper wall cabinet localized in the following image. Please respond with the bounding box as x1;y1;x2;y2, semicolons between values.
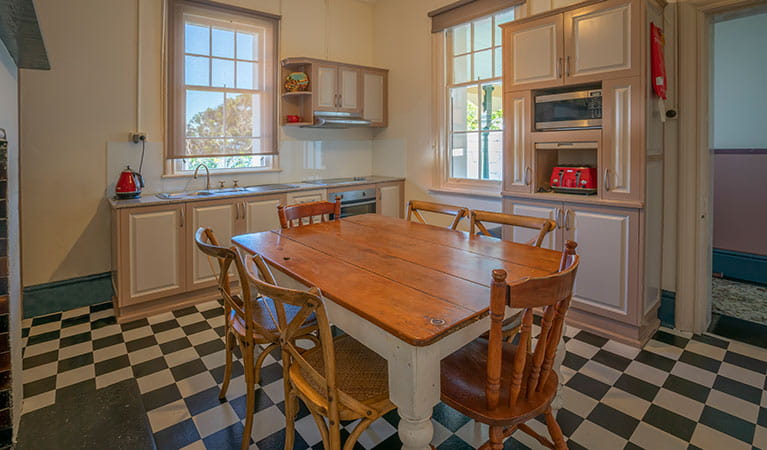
503;0;638;90
362;70;388;127
313;63;362;114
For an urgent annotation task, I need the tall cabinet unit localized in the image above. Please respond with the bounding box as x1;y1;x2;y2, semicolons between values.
500;0;665;346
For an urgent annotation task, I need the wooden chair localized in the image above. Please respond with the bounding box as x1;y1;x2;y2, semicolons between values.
242;254;396;450
194;228;319;450
470;209;557;248
406;200;469;230
278;198;341;229
440;241;579;450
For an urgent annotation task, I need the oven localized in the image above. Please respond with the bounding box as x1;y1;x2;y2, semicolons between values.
534;88;602;131
330;188;377;217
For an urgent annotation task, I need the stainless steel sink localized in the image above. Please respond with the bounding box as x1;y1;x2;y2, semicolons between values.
245;184;302;192
156;188;247;199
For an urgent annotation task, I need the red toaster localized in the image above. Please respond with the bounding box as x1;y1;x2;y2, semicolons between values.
550;166;597;195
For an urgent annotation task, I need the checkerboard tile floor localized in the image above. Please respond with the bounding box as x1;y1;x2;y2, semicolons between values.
20;301;767;449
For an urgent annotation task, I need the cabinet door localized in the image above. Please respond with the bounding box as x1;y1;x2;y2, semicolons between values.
378;182;402;218
501;197;562;250
602;77;642;202
564;0;638;83
242;194;286;234
121;205;185;306
565;204;639;324
503;91;533;193
362;71;387;126
314;63;338;111
287;190;327;224
338;67;362;114
503;14;563;90
187;199;238;289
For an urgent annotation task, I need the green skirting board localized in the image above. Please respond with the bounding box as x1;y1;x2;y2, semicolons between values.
23;272;113;318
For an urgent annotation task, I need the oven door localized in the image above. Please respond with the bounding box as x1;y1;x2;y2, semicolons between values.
535;90;602;130
340;199;376;217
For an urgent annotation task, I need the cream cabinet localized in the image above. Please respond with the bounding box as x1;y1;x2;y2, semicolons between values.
378;181;404;218
503;91;533;193
186;199;238;290
502;199;561;250
287;189;327;224
241;194;286;234
313;63;362;114
115;204;186;307
602;76;642;202
362;70;387;127
504;15;563;90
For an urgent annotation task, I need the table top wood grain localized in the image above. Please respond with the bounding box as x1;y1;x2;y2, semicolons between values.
232;214;562;346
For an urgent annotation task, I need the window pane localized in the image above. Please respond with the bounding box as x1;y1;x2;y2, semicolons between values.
212;27;235;58
225;93;256;137
451;86;479;132
474;49;492;80
236;32;258;60
179;155;269;171
236;61;255;89
186;90;224;137
480;83;503;131
494;47;502;78
185;55;209;86
452;24;471;55
212;58;234;87
185;23;209;55
485;131;503;180
453;54;470;84
450;132;479;179
474;17;493;50
186;138;226;156
495;10;515;44
228;138;260;155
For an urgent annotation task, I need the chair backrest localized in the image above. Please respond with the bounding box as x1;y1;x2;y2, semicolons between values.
193;227;278;343
278;198;341;229
241;254;367;423
470;209;557;247
406;200;469;230
485;241;579;409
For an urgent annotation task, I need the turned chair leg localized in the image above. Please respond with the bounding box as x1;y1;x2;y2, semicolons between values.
485;425;505;450
544;408;567;450
218;331;235;400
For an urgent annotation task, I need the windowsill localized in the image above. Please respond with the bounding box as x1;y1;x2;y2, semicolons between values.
161;168;283;179
429;185;502;199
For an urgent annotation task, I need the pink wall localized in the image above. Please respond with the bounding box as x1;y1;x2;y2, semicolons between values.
713;152;767;256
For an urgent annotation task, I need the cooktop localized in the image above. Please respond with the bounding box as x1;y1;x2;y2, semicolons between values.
303;177;370;185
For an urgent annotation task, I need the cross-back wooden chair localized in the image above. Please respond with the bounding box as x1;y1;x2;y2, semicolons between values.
194;228;319;450
470;210;557;247
440;241;579;450
242;254;396;450
278;197;341;229
406;199;469;230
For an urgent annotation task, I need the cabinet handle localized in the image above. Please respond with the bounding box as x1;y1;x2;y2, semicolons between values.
565;56;571;77
555;208;563;229
179;209;185;227
240;202;246;221
524;166;532;186
234;203;240;220
603;168;611;192
557;57;562;78
565;209;572;231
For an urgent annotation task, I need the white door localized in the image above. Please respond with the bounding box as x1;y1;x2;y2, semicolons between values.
243;196;285;234
126;205;185;304
566;205;637;322
602;77;641;202
504;14;563;90
509;201;561;250
378;184;401;218
362;71;385;126
338;67;361;113
503;91;532;193
188;200;237;288
315;64;338;111
564;0;636;83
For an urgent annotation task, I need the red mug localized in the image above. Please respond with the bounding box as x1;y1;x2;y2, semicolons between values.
286;115;300;123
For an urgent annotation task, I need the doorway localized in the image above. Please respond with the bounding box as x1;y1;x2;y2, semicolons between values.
707;6;767;345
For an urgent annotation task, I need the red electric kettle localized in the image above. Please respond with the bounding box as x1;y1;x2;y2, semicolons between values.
115;166;144;199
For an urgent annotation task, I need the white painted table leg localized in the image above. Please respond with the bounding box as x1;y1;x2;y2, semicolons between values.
551;323;567;415
388;344;440;450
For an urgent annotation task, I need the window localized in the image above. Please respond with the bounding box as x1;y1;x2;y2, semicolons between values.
439;8;515;189
167;1;278;174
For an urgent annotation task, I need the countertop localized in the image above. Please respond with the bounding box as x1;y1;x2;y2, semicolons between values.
108;176;405;209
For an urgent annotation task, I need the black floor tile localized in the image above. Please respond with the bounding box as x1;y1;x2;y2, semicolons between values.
635;350;676;372
59;331;91;348
94;354;130;376
125;335;158;353
22;350;58;370
61;314;90;328
257;427;309;450
150;319;180;334
563;351;589;371
203;422;249;450
31;313;62;326
93;333;124;350
259;361;284;386
142;383;183;412
89;302;113;313
90;316;117;330
54;379;96;404
57;352;93;373
699;406;755;444
120;318;149;332
182;321;211;335
228;389;274;420
26;330;60;346
432;402;471;432
172;306;199;318
200;306;224;319
592;349;632;372
437;435;475;450
210;360;244;384
691;334;729;349
679;350;721;373
757;407;766;428
614;374;660;402
132;356;168;378
642;404;697;441
723;351;767;374
153;417;201;450
712;375;762;404
573;330;608;348
194;338;225;357
587;403;640;439
170;359;207;381
708;314;767;349
159;337;192;355
23;375;56;398
566;373;610;401
556;408;585;437
662;374;710;403
652;330;690;348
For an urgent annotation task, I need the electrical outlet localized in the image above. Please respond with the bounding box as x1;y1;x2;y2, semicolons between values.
130;132;147;144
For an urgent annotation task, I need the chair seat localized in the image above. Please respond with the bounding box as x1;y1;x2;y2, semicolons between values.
229;296;317;340
441;338;558;427
290;334;395;420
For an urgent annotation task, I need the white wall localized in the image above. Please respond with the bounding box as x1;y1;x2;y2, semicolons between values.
712;11;767;148
0;41;22;437
21;0;377;286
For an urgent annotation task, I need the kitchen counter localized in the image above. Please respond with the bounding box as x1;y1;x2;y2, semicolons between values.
108;176;405;209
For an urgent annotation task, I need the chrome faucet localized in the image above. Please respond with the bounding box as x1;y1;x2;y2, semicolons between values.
193;164;211;191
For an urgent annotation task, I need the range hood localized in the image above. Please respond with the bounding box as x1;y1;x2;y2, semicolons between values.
301;111;372;129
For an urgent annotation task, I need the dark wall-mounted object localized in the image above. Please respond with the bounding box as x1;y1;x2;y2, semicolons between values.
0;0;50;70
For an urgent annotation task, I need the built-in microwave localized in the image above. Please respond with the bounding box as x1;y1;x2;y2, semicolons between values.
534;88;602;131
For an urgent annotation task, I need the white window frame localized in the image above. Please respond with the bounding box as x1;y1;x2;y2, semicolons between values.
165;0;279;176
432;7;521;196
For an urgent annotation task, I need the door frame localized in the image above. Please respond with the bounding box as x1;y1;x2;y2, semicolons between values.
675;0;764;333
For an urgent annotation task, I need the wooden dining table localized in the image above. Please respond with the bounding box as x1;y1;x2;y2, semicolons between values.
232;214;565;450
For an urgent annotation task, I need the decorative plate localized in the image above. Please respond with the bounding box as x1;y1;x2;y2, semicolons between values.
284;72;309;92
